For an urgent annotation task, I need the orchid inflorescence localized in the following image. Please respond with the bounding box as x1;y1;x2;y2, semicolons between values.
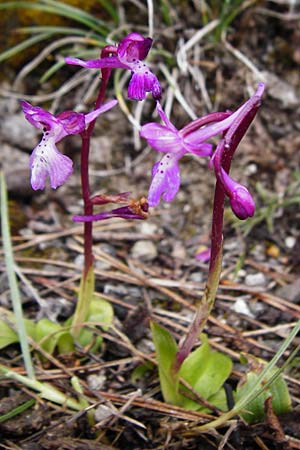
21;32;263;224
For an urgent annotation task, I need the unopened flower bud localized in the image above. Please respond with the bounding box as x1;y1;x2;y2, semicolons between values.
229;185;255;220
219;168;255;220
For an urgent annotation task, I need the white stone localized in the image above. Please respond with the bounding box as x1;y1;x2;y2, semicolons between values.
131;240;157;261
94;404;113;422
245;272;266;287
87;373;106;391
231;298;254;318
140;222;158;235
285;236;296;249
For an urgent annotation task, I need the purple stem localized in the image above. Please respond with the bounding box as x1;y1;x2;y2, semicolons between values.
80;49;114;278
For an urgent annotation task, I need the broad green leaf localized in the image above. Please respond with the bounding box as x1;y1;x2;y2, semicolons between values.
0;310;36;349
67;296;113;352
207;387;228;412
36;318;74;355
179;337;232;410
0;319;18;349
236;368;291;424
150;321;180;404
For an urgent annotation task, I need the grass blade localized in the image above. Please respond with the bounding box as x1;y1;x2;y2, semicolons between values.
0;172;35;379
0;1;109;35
0;33;51;63
0;399;36;423
95;0;119;23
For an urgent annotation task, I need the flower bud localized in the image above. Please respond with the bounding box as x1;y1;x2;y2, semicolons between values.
219;167;255;219
229;185;255;220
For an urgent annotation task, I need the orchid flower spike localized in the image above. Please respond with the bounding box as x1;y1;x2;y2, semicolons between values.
65;33;161;101
140;102;213;207
21;99;117;190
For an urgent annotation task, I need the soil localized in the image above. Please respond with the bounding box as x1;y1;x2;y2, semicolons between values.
0;1;300;449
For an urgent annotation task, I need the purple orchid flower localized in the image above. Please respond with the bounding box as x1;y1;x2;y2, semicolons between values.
21;99;117;190
65;32;161;101
140;102;213;207
141;83;264;213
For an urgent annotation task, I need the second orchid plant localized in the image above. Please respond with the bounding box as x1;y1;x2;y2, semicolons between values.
14;31;288;420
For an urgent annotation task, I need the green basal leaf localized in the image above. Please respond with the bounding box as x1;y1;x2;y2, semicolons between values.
68;296;113;352
36;318;74;355
150;321;180;405
0;310;36;349
179;336;232;410
207;387;228;412
0;319;18;349
236;368;291;424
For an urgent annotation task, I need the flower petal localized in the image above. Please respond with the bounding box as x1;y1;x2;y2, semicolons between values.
117;32;152;63
84;99;118;125
184;83;265;146
187;142;213;157
148;153;181;207
20;100;56;130
128;68;161;100
155;102;177;130
56;111;86;134
30;137;73;190
65;56;126;69
141;123;184;153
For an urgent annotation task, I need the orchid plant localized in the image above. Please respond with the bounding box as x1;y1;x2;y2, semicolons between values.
1;30;291;423
18;33;158;349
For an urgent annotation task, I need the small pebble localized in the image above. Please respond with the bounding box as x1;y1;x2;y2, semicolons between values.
131;240;157;261
245;272;266;287
87;373;106;391
285;236;296;249
139;222;158;235
94;405;114;422
231;298;254;318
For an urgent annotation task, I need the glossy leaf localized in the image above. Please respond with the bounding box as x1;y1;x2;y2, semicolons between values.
36;318;74;355
0;319;18;349
67;296;113;352
179;336;232;410
150;321;180;404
